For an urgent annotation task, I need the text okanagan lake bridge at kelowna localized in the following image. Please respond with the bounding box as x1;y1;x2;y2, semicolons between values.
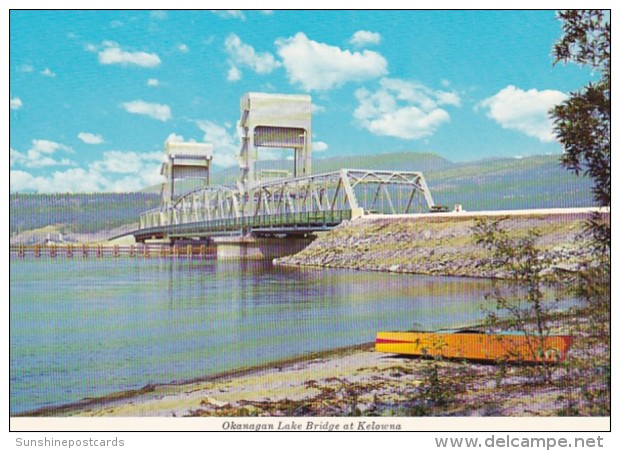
124;93;439;258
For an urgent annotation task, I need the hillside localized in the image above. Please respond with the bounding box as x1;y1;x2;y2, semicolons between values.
9;193;160;240
209;151;454;186
427;155;594;210
10;152;595;242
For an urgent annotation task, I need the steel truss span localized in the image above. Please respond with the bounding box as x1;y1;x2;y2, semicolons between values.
137;169;435;240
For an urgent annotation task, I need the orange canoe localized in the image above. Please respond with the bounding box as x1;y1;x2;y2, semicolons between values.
376;331;573;363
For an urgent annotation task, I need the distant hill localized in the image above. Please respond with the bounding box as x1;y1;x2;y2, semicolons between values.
10;152;595;239
427;155;594;211
10;192;160;238
208;151;455;186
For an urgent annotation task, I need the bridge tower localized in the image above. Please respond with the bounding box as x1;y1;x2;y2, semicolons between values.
237;92;312;194
160;141;213;210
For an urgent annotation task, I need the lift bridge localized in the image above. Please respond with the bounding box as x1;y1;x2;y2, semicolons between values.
132;93;436;255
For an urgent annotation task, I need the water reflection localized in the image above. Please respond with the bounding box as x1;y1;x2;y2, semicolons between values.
10;258;577;414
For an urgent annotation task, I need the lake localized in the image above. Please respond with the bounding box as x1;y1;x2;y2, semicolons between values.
9;257;570;414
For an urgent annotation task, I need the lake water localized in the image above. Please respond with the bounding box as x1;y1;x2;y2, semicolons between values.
9;257;570;414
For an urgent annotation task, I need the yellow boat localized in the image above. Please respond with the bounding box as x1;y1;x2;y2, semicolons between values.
376;330;573;363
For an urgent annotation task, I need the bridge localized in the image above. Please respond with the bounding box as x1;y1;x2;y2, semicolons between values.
128;93;437;258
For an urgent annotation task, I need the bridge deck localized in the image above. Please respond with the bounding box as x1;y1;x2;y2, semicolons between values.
133;209;352;241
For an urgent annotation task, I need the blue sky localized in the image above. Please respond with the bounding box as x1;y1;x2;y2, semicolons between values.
9;9;595;193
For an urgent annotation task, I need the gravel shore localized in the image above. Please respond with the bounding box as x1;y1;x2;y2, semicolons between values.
274;212;597;278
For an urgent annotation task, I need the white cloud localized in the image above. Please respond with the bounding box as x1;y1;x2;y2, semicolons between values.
122;100;171;122
478;85;568;142
276;32;388;91
350;30;381;47
260;10;274;15
178;43;189;53
211;10;246;21
10;97;23;110
312;104;326;114
32;139;71;154
354;78;460;140
97;42;161;67
314;141;329;152
165;133;187;144
40;68;56;77
10;140;75;169
224;34;280;81
196;120;240;168
227;65;242;82
78;132;104;144
11;169;99;193
146;78;159;87
18;64;34;73
10;150;165;193
91;150;162;175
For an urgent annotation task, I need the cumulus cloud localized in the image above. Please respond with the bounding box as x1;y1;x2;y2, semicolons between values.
276;32;387;91
478;85;567;142
211;10;245;21
122;100;171;121
350;30;381;47
312;104;326;114
18;64;34;73
146;78;159;87
196;120;240;168
10;150;165;193
40;68;56;77
11;169;100;193
314;141;329;152
227;65;242;82
165;133;187;144
78;132;104;144
10;97;23;110
224;34;280;82
178;43;189;53
354;78;460;140
10;140;75;169
97;41;161;67
90;150;162;175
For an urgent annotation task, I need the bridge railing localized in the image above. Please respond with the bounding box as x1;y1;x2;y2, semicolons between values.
161;209;352;238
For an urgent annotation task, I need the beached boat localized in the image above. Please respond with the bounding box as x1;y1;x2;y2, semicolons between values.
375;330;573;363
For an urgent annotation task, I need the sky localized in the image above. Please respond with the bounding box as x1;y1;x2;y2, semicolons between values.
9;9;597;193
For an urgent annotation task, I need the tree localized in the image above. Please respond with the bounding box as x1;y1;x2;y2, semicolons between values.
550;11;610;415
551;10;610;250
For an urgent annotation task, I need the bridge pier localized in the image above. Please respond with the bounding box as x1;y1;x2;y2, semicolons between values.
212;236;314;260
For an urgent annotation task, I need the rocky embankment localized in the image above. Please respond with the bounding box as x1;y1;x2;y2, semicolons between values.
275;213;597;279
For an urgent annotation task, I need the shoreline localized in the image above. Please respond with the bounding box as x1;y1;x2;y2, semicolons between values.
15;342;375;417
14;315;603;418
